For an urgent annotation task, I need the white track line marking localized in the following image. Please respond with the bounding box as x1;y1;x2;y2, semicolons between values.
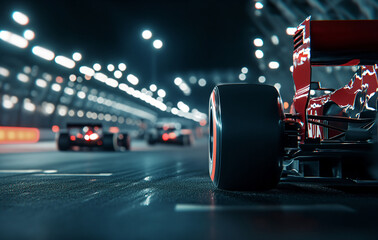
0;169;43;173
33;173;112;177
175;204;355;213
0;169;111;177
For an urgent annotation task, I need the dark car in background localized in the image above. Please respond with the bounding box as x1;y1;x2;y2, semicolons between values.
146;121;194;146
57;123;130;151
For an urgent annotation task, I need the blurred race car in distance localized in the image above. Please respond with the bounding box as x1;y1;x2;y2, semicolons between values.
147;122;194;146
57;123;130;151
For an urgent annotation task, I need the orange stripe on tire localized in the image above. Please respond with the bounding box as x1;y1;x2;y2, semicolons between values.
211;92;217;181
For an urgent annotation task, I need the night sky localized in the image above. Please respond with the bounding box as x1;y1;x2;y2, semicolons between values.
1;0;256;112
2;1;252;74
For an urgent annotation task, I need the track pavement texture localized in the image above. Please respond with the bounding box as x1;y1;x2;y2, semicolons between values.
1;139;378;239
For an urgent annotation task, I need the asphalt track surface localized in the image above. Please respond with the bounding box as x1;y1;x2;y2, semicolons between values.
1;139;378;240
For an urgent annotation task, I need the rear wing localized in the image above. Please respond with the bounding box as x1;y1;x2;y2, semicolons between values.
309;20;378;66
294;17;378;68
291;16;378;132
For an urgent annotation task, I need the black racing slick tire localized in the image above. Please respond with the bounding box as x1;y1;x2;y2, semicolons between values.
122;133;131;150
209;84;284;191
185;135;193;146
147;134;156;145
181;135;190;146
57;133;70;151
103;133;119;151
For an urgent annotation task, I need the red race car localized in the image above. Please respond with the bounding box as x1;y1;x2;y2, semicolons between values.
57;123;130;151
209;17;378;190
147;122;194;146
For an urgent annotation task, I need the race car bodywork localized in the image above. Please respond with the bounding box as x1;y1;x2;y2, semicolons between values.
147;122;194;146
291;17;378;141
209;17;378;190
57;123;130;151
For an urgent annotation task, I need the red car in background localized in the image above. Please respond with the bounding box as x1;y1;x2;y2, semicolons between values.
209;17;378;191
57;123;130;151
147;122;194;146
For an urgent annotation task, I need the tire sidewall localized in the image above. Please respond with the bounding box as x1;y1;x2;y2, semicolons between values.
209;84;284;190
